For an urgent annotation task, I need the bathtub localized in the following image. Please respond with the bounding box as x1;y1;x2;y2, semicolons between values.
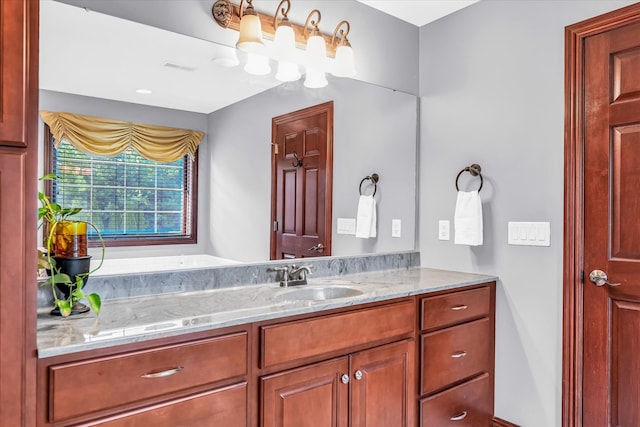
90;254;241;276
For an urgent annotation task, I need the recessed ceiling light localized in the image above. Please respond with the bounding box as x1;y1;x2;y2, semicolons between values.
135;88;152;94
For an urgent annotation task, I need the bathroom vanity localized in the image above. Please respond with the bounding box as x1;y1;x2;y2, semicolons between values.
35;268;496;426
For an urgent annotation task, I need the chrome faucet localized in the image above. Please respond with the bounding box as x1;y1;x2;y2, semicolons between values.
289;265;313;283
269;264;313;287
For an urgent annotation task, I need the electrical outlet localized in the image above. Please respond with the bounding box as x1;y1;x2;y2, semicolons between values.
392;219;401;238
438;220;450;241
337;218;356;235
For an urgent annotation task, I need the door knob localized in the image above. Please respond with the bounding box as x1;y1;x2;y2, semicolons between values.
308;243;324;252
588;269;621;287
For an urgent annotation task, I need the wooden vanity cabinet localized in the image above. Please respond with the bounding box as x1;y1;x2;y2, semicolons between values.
259;300;416;427
37;283;497;427
418;283;496;426
37;329;249;426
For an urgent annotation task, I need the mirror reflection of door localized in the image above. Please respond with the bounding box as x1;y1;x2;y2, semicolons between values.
271;101;333;260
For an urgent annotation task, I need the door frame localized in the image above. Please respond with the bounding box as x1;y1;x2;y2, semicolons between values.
563;3;640;426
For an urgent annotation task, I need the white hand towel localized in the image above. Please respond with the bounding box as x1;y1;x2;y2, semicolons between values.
454;190;483;246
355;195;377;238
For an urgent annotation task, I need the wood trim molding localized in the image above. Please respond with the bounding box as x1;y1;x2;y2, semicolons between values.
492;417;520;427
563;3;640;427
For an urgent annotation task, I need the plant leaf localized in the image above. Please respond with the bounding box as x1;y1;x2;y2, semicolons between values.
51;273;72;285
87;293;101;315
71;288;85;300
56;300;72;317
39;173;58;181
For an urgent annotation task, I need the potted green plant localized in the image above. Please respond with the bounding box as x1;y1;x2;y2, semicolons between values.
37;173;105;317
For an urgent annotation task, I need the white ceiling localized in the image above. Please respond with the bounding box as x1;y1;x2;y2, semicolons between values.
356;0;479;27
39;1;477;114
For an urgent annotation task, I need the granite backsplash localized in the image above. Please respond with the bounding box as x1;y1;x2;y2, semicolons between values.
37;251;420;308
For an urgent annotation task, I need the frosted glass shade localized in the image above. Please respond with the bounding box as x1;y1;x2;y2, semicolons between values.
305;34;327;69
236;13;264;53
331;45;356;77
212;48;239;68
244;53;271;75
304;67;328;88
272;24;295;61
276;61;301;82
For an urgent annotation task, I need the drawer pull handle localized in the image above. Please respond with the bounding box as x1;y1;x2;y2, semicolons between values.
141;366;184;378
450;411;468;421
451;304;468;311
451;351;467;358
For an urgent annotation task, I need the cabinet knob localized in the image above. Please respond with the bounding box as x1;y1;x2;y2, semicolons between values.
354;370;363;380
450;411;468;421
341;374;350;384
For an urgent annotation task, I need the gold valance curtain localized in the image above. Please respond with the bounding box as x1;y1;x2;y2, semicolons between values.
40;111;205;162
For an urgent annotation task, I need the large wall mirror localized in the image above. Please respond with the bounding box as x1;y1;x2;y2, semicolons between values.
39;1;418;265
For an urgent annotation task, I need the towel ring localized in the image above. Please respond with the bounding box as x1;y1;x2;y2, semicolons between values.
455;164;483;193
359;173;379;197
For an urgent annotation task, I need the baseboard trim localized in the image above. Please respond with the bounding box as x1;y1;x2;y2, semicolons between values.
492;417;520;427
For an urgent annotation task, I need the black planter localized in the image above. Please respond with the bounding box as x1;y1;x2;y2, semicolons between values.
50;255;92;316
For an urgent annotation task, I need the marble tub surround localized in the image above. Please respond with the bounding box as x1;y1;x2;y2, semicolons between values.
37;267;496;358
37;251;420;307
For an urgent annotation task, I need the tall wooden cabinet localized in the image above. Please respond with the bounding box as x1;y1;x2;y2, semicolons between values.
0;0;39;426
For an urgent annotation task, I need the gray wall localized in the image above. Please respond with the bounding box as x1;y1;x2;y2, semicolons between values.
418;1;635;426
207;78;417;262
57;0;420;95
38;90;211;260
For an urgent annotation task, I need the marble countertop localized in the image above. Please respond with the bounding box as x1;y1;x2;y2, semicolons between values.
37;267;497;358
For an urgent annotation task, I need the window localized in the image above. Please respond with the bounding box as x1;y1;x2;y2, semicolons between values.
44;126;198;247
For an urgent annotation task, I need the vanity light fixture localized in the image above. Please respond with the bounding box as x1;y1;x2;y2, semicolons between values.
244;51;271;75
236;0;264;53
303;9;327;88
331;20;356;78
272;0;300;82
211;0;355;86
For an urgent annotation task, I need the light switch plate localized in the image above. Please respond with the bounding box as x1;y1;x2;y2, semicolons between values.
391;219;401;238
438;220;450;241
337;218;356;235
508;221;550;246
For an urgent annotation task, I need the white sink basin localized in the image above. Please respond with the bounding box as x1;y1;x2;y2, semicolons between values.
275;286;363;302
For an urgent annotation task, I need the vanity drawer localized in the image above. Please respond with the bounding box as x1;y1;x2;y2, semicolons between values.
87;382;247;427
420;373;491;427
48;332;247;423
421;317;490;394
261;300;415;367
421;286;490;330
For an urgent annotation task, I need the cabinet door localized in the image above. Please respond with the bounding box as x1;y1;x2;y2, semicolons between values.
0;0;35;147
350;339;415;427
261;357;349;427
0;150;33;425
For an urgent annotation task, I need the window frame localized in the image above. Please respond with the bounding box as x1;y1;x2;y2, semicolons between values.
43;125;198;248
